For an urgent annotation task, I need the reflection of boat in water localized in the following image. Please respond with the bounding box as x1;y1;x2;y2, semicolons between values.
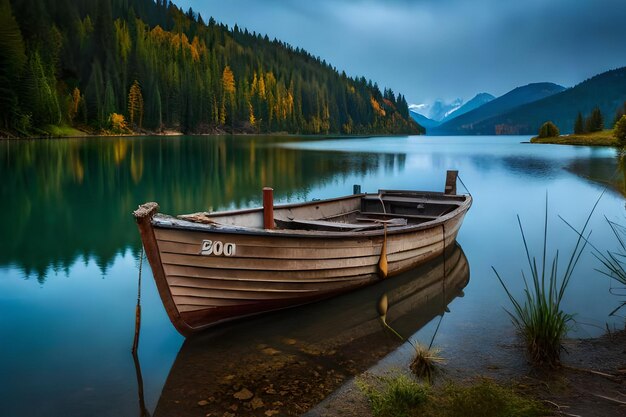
150;244;469;417
133;172;471;336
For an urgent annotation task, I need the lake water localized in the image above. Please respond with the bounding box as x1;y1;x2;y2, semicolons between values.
1;135;624;416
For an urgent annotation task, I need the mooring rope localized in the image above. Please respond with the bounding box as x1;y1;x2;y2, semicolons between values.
457;174;472;196
378;223;389;278
377;192;387;214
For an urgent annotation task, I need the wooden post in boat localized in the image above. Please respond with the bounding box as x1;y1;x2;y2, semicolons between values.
263;187;274;229
353;184;361;194
444;170;458;195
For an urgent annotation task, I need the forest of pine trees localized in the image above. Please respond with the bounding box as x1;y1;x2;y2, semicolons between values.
0;0;422;137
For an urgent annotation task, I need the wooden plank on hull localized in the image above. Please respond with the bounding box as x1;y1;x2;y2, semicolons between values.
154;227;376;248
170;286;320;301
159;251;383;271
157;239;382;259
166;275;373;292
162;263;378;281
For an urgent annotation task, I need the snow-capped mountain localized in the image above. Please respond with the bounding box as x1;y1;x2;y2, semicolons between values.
409;99;463;122
440;93;495;123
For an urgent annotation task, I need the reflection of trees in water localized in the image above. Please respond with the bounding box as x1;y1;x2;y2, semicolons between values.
566;150;625;196
0;136;403;281
617;148;626;195
468;154;560;178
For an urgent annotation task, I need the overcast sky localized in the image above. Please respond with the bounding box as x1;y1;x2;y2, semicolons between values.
175;0;626;105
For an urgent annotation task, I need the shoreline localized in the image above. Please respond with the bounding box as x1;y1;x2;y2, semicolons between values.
0;130;420;142
530;130;619;147
305;329;626;417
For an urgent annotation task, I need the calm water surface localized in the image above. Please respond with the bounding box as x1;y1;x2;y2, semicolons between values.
1;135;624;416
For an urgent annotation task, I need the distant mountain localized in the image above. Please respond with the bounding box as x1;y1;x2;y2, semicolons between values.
408;103;429;114
410;99;463;122
440;93;495;123
433;83;565;134
430;98;464;121
409;110;440;130
461;67;626;135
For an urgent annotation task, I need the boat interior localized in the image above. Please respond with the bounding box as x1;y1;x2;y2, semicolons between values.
175;190;468;233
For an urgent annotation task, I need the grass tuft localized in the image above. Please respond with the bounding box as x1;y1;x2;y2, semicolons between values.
360;376;547;417
359;375;429;417
493;195;596;367
410;343;444;383
435;379;547;417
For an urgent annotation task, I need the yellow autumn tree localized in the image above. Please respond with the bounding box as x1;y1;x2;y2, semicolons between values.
128;80;144;128
370;96;386;117
68;87;81;122
248;101;256;126
257;72;266;99
109;113;128;133
251;72;258;96
222;66;236;126
222;66;235;95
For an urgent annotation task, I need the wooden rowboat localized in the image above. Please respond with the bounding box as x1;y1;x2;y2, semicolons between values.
133;171;471;336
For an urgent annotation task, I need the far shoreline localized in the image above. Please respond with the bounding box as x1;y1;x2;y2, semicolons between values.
530;129;619;147
0;129;422;142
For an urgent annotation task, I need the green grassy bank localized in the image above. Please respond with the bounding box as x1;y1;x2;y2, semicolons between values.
530;129;618;146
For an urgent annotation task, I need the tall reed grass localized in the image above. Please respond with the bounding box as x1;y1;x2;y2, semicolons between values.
563;215;626;317
593;218;626;315
493;197;595;367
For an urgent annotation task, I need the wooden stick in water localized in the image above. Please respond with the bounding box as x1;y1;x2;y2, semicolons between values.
132;249;144;354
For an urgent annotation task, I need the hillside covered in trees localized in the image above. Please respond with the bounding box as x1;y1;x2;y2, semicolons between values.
440;68;626;135
0;0;422;137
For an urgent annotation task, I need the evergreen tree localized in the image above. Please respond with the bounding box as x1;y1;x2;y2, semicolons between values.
574;111;584;134
613;101;626;127
585;107;604;132
85;60;105;127
128;80;144;128
94;0;115;66
0;0;27;130
103;80;116;123
614;115;626;145
26;51;61;126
